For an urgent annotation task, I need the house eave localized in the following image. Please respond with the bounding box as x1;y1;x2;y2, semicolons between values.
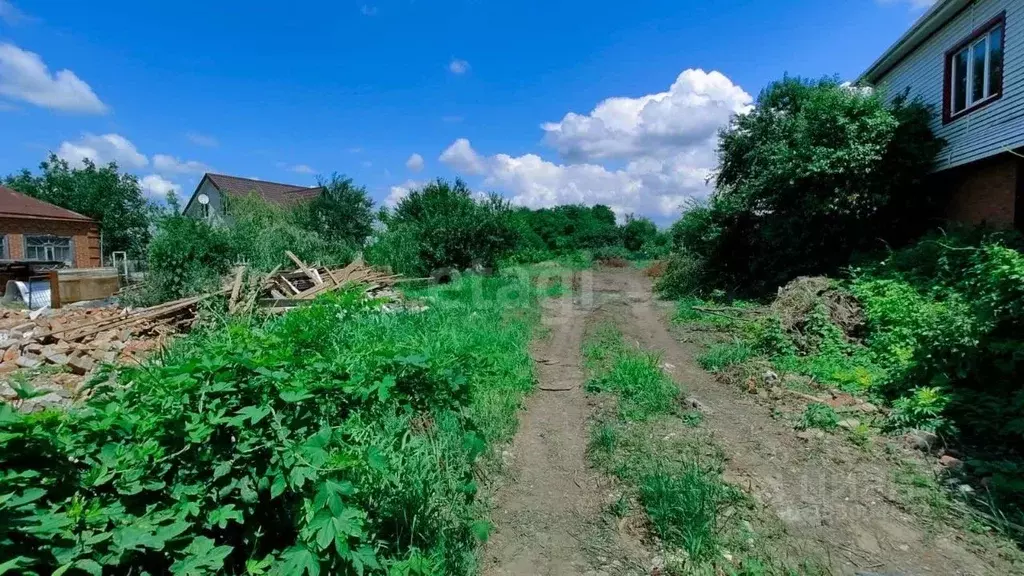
860;0;971;85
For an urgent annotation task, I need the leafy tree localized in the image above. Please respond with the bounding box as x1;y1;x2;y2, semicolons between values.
368;179;518;276
299;174;375;249
660;76;944;297
4;154;152;258
621;215;658;252
143;215;234;303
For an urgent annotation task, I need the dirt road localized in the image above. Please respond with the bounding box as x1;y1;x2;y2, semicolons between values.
484;266;1011;576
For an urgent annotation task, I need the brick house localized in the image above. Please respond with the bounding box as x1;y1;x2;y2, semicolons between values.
861;0;1024;230
0;185;101;268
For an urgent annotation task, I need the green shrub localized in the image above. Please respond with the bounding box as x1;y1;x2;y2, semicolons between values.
0;274;538;575
796;403;840;431
592;245;632;261
369;179;520;277
888;386;951;432
658;77;944;298
227;194;353;271
621;216;658;253
144;215;234;303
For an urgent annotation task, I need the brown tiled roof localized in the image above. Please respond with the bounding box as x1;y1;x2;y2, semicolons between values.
205;173;322;206
0;185;94;222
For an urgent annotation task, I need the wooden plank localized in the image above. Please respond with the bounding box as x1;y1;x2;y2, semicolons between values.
278;276;301;295
324;267;340;285
286;251;322;285
228;266;246;313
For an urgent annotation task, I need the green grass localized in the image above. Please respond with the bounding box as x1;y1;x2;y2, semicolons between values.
581;324;825;575
586;351;680;421
796;403;839;432
0;274;541;575
697;340;754;372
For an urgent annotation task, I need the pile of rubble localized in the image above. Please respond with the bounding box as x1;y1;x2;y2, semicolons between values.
0;252;404;410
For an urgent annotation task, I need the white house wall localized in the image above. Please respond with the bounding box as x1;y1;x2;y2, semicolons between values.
877;0;1024;170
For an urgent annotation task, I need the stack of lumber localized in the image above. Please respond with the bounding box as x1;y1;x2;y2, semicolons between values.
249;251;403;313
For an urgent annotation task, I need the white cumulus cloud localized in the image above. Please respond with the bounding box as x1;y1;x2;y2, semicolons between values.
0;43;107;114
153;154;211;175
449;59;470;75
405;153;424;172
57;133;147;169
541;69;751;163
440;140;713;218
438;68;749;219
139;174;182;201
386;179;425;207
439;138;487;175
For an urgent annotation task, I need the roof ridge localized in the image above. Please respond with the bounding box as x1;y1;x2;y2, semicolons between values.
206;172;321;190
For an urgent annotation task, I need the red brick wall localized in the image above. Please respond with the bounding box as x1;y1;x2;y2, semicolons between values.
945;155;1018;228
0;217;101;268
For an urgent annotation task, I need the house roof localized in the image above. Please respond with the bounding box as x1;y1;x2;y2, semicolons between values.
861;0;969;84
0;185;94;222
204;173;323;205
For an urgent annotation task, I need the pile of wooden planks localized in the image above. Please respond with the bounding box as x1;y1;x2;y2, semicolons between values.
244;251;403;313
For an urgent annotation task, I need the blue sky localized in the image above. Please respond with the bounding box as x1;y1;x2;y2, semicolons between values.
1;0;933;221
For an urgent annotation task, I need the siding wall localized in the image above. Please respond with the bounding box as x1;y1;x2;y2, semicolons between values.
0;218;102;268
183;181;228;226
877;0;1024;170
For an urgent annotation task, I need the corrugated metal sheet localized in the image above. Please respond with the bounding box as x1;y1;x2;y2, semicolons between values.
875;0;1024;170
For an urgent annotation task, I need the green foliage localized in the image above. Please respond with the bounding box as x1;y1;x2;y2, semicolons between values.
586;352;680;421
657;77;944;298
0;274;538;575
4;154;152;257
889;387;950;432
368;179;520;276
227;194;353;271
641;463;729;562
697;341;754;372
796;403;839;431
621;216;658;253
144;215;234;303
298;174;375;250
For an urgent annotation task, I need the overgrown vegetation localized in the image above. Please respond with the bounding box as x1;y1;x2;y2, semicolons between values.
582;324;824;574
672;228;1024;545
658;76;944;298
0;274;539;575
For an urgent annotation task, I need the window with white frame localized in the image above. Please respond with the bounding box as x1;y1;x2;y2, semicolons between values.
946;15;1005;120
25;235;73;264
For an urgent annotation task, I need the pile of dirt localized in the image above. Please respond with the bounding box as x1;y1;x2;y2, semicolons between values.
644;260;667;278
769;276;864;348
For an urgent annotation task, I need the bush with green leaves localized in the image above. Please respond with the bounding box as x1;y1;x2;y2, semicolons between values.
227;194;353;271
368;179;520;277
796;403;840;431
658;76;944;298
0;274;538;575
143;215;234;303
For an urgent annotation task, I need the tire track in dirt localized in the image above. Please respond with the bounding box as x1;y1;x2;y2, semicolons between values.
484;291;646;576
594;266;1007;576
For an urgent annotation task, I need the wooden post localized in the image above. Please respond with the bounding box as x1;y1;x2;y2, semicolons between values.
48;270;61;309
